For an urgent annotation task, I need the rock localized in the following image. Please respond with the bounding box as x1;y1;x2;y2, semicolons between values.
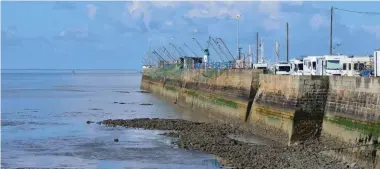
136;90;150;93
349;163;357;168
113;102;118;104
86;121;94;124
119;102;126;104
115;91;130;93
100;118;366;169
89;108;103;110
139;103;153;106
114;138;119;142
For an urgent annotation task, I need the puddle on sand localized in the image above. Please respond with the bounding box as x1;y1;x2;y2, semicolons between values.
227;134;275;146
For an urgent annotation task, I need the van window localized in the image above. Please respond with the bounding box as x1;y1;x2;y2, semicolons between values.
279;66;290;72
326;60;340;70
343;63;347;70
349;63;351;70
298;64;303;70
359;63;365;71
354;63;359;70
312;62;316;70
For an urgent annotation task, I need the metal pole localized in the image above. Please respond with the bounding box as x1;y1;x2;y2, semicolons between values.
286;22;289;63
330;6;333;55
256;32;259;64
237;14;240;60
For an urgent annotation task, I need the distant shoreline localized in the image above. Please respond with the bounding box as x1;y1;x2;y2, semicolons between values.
1;69;141;74
1;69;139;71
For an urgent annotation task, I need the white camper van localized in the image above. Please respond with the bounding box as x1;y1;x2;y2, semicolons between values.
253;63;268;70
289;59;303;75
303;56;324;75
375;50;380;77
315;55;342;76
340;55;372;76
274;62;291;75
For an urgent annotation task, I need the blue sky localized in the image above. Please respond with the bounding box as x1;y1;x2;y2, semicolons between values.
1;1;380;70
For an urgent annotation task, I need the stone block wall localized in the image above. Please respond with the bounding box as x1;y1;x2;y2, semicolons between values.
141;68;380;147
247;75;329;144
323;76;380;144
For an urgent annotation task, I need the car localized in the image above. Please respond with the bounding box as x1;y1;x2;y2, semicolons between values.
360;70;374;77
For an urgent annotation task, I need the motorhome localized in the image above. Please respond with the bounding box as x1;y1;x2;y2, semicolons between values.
289;59;303;75
303;56;324;75
375;50;380;77
315;55;343;76
273;62;291;75
253;63;268;70
340;55;372;76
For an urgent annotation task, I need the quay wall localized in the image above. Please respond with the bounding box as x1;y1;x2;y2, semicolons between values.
141;67;380;164
323;76;380;144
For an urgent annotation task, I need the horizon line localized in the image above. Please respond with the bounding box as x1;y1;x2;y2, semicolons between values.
1;69;140;70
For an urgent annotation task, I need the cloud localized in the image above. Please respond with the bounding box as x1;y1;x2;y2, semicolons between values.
184;2;240;19
257;1;296;31
287;1;303;6
362;25;380;39
165;20;173;26
86;4;97;20
104;18;139;34
150;1;179;8
262;19;281;31
258;1;281;19
53;2;76;10
2;26;22;46
310;14;325;30
56;27;99;42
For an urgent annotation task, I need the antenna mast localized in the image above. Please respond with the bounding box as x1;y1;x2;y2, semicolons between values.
260;37;264;64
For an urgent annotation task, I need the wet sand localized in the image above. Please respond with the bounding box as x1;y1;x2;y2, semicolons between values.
100;118;366;169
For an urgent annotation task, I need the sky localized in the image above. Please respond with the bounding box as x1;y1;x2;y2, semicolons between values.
1;1;380;70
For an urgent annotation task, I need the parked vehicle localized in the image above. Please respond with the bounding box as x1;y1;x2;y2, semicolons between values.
273;62;291;75
315;55;344;76
360;70;374;77
375;50;380;77
289;59;303;75
340;55;372;76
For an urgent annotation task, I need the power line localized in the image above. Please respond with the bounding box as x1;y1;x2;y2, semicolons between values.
334;7;380;15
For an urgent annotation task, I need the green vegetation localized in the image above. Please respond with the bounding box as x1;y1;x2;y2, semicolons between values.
184;89;238;109
325;116;380;137
184;90;198;97
266;115;281;122
164;85;177;91
213;97;238;109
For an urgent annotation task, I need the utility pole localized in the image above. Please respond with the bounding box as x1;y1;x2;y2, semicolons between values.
236;14;241;60
256;32;259;64
276;41;280;64
286;22;289;63
330;6;333;55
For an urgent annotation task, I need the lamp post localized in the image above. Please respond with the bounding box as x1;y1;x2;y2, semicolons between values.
193;29;198;39
236;14;241;60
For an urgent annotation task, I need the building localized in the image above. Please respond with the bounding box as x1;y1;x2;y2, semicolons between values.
179;56;203;69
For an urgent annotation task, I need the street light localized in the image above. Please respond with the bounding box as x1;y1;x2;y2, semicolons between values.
236;14;241;60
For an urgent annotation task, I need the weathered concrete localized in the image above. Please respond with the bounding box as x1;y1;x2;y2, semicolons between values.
323;76;380;144
141;67;380;167
247;75;329;145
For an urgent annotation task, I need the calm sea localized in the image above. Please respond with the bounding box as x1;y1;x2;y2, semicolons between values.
1;69;221;169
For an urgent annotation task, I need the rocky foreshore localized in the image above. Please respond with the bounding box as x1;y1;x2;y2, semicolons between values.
99;118;368;169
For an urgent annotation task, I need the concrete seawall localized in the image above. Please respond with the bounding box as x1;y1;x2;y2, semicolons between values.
141;67;380;166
